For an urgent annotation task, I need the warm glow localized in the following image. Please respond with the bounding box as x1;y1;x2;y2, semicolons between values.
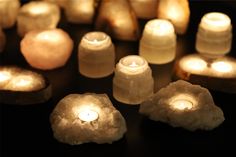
170;94;196;111
167;5;183;21
0;71;11;82
211;61;233;73
119;55;148;74
201;12;231;32
83;32;109;46
13;76;33;87
145;19;174;36
36;31;62;43
28;4;49;15
180;57;207;72
78;109;98;122
171;99;193;110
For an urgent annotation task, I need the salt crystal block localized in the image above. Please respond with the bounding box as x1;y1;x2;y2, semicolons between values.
129;0;157;19
0;66;52;105
65;0;96;24
20;28;73;70
50;93;127;145
113;55;154;104
95;0;140;41
78;32;115;78
0;28;5;53
157;0;190;35
196;12;232;56
140;80;225;131
0;0;20;29
17;1;60;37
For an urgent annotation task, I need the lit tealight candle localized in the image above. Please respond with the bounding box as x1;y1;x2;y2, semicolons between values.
179;55;207;73
64;0;96;24
169;94;196;111
21;28;73;70
139;19;176;64
113;55;154;104
78;109;99;122
78;32;115;78
0;0;20;28
0;71;11;82
17;1;60;37
157;0;190;34
211;61;232;73
196;12;232;56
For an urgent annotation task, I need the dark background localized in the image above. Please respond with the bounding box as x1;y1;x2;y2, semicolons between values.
1;1;236;156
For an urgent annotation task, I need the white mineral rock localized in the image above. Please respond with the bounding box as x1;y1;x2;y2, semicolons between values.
140;80;225;131
50;93;127;145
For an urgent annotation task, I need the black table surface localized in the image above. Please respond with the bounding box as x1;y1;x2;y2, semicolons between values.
1;1;236;156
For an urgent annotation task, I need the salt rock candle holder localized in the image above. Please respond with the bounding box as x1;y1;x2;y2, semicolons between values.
0;27;5;53
113;55;154;105
21;28;73;70
139;19;176;64
50;93;127;145
0;0;20;29
64;0;96;24
78;31;115;78
95;0;140;41
157;0;190;35
196;12;232;56
129;0;157;19
17;1;60;37
0;66;52;105
140;80;225;131
174;54;236;94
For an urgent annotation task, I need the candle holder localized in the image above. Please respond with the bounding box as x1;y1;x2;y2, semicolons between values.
113;55;154;105
0;27;5;53
95;0;140;41
129;0;157;19
174;54;236;94
17;1;60;37
78;31;115;78
140;80;224;131
196;12;232;56
0;0;20;29
64;0;96;24
50;93;127;145
20;28;73;70
139;19;176;64
0;66;52;105
157;0;190;35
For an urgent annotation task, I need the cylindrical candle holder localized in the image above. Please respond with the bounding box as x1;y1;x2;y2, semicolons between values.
0;0;20;29
113;55;154;105
17;1;60;37
20;28;73;70
64;0;96;24
139;19;176;64
78;32;115;78
196;12;232;56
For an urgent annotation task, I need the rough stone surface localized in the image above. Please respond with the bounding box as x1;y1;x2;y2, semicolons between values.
140;80;225;131
50;93;127;145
